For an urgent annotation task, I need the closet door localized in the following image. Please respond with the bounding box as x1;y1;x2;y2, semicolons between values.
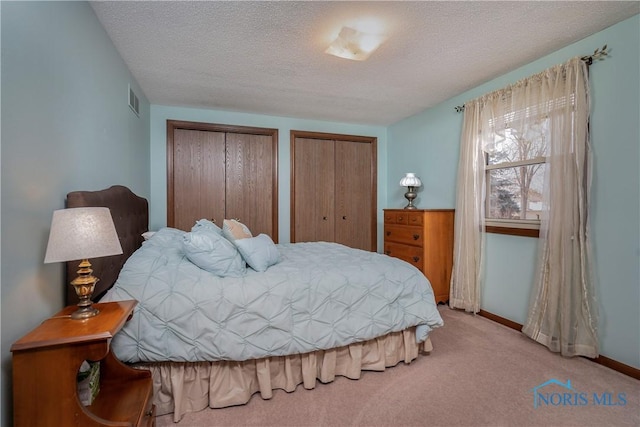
170;129;226;231
292;138;335;243
334;139;373;250
226;133;276;238
168;121;278;239
291;131;377;251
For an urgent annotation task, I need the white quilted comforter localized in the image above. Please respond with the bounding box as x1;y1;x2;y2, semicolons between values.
101;227;444;363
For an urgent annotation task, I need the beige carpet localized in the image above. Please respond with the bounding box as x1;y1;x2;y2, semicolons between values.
155;306;639;426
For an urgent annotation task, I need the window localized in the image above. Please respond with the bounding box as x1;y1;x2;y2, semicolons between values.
484;115;549;237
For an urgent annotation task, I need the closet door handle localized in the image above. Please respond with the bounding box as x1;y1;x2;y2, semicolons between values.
342;216;347;220
322;216;328;221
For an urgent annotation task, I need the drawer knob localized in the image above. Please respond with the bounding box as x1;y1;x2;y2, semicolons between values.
413;256;420;262
322;216;327;220
386;231;391;236
342;216;347;220
413;234;420;240
398;216;404;221
385;251;391;255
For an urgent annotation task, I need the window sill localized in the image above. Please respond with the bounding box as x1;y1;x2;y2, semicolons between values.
485;225;539;238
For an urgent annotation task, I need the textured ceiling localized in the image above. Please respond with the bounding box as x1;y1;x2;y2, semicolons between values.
91;1;639;125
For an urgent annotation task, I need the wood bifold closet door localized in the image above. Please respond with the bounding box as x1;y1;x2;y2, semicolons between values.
168;121;278;240
291;131;377;251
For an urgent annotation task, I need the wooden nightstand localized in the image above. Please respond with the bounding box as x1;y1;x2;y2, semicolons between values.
11;300;155;427
384;209;454;304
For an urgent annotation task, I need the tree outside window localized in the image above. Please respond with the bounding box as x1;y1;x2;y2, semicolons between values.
485;119;548;229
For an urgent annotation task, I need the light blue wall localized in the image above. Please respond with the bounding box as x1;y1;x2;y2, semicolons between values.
0;2;150;425
388;15;640;369
150;106;388;246
1;4;637;426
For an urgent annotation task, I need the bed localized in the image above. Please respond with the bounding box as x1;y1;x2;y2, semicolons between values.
65;185;444;422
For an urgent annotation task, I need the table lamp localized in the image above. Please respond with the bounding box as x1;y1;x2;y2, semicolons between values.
44;207;123;319
399;173;422;209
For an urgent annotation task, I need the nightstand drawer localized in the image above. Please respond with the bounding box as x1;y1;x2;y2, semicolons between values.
140;403;156;427
384;224;424;246
384;242;424;270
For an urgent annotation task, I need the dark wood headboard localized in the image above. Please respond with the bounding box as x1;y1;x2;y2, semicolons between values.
65;185;148;305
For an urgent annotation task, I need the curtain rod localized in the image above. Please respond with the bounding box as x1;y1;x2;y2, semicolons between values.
454;45;609;113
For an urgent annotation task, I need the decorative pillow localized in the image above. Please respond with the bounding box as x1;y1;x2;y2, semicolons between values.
182;228;246;277
222;219;252;242
142;231;156;240
192;219;222;234
234;234;280;272
145;227;186;247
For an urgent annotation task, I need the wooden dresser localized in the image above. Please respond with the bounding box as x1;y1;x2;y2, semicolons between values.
383;209;455;304
11;300;154;427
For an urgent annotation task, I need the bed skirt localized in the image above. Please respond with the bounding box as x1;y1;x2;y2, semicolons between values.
137;327;432;422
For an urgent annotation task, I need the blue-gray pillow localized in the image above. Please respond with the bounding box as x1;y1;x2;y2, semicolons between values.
192;218;223;234
145;227;186;247
234;234;280;272
182;228;246;277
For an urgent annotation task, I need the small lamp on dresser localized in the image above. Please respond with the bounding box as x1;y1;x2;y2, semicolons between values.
44;207;122;319
399;173;422;209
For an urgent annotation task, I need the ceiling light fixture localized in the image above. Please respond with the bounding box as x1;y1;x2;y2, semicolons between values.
325;26;386;61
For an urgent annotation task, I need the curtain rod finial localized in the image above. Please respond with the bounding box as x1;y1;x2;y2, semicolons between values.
581;44;609;65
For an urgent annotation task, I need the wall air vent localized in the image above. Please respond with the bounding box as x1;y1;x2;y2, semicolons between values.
128;84;140;117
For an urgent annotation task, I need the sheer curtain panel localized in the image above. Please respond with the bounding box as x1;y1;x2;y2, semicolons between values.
449;101;485;313
451;57;598;357
521;58;598;358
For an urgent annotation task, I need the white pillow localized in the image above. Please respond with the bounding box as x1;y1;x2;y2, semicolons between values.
234;234;280;272
182;228;246;277
142;231;156;240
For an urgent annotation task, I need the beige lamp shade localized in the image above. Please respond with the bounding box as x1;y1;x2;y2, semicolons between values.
44;207;123;263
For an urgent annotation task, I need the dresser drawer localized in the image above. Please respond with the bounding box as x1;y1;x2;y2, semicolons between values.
384;224;424;246
384;242;424;270
384;210;424;226
407;211;423;226
384;211;409;225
